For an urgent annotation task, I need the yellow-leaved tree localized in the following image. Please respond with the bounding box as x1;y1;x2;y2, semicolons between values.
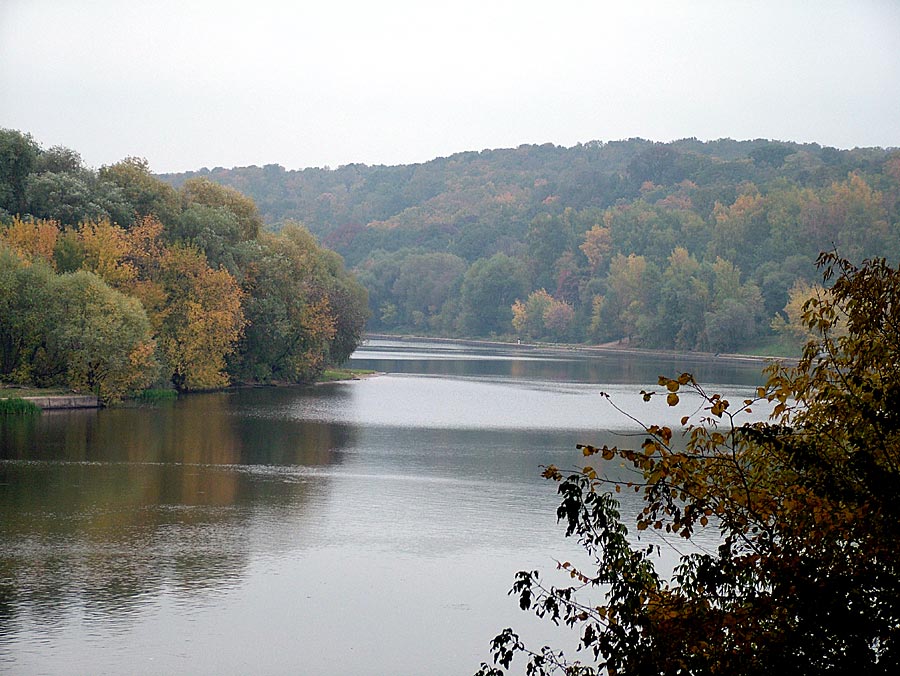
0;217;59;266
156;244;245;391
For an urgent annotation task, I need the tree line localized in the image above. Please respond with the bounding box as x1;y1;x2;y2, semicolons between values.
0;129;368;402
163;139;900;354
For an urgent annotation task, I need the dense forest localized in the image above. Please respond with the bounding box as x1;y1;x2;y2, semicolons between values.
162;138;900;353
0;129;368;402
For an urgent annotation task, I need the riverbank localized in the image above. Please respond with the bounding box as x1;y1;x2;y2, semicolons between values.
362;333;798;366
0;368;377;411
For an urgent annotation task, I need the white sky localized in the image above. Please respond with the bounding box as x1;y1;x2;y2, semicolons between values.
1;0;898;173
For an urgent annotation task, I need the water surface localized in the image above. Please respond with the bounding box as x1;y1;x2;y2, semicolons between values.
0;339;769;675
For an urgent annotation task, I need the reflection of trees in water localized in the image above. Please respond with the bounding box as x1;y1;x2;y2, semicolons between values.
352;345;764;387
0;389;357;628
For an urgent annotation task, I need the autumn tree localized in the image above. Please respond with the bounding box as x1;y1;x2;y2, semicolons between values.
0;217;59;266
77;219;138;288
512;289;553;339
579;222;612;273
542;298;576;340
709;188;771;272
512;289;575;341
155;244;245;391
478;253;900;675
1;134;370;394
821;174;891;261
771;278;846;349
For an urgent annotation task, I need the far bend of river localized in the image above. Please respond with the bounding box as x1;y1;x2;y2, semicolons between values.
0;339;771;675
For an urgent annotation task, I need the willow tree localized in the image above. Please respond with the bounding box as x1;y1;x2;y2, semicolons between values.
49;271;157;403
478;252;900;676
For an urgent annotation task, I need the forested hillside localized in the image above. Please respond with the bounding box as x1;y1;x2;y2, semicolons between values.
163;138;900;353
0;129;368;402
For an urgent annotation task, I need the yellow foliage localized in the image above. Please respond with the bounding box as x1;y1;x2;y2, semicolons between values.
0;217;60;267
77;219;137;288
772;279;846;344
157;245;245;391
511;299;528;335
579;224;612;271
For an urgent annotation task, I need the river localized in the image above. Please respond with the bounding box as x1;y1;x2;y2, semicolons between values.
0;339;771;675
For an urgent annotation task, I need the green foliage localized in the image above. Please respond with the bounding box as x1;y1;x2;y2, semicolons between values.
750;142;794;167
315;246;370;364
318;368;375;382
48;271;158;403
0;131;369;395
460;254;529;336
0;128;40;216
477;255;900;675
163;138;899;352
180;177;263;241
0;243;157;403
98;157;181;226
526;212;574;290
34;145;84;175
0;397;41;415
230;223;367;383
170;203;244;272
25;167;134;227
0;245;56;381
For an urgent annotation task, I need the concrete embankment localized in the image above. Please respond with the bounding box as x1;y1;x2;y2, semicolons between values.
20;395;100;409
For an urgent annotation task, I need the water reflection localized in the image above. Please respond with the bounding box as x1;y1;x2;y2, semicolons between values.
353;338;769;387
0;392;353;639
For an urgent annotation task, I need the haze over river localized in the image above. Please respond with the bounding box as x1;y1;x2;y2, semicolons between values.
0;339;771;675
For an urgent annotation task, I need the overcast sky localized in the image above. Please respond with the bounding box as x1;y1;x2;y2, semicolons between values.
2;0;898;173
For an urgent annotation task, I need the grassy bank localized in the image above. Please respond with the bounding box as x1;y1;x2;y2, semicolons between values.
318;368;376;382
0;385;73;398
